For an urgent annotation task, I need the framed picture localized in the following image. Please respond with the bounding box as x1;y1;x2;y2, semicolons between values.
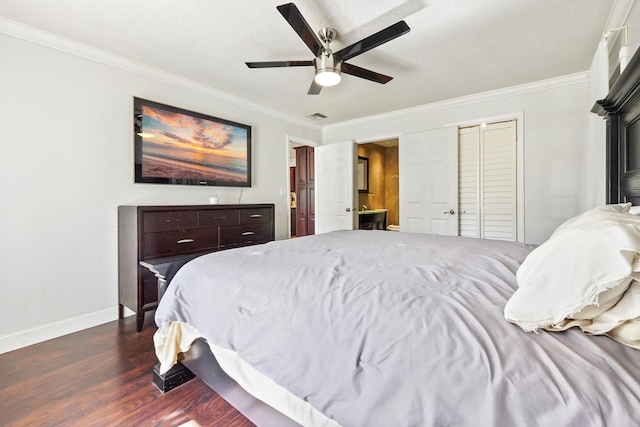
357;156;369;193
134;97;251;187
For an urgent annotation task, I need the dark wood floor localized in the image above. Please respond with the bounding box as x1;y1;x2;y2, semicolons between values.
0;316;255;427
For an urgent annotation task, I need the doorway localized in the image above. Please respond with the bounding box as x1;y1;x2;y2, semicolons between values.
287;136;320;238
356;139;400;231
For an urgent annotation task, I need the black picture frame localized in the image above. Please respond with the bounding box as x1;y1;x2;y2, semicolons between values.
134;97;251;187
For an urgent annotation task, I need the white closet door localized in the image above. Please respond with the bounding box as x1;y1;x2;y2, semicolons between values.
399;127;458;235
458;127;480;238
458;120;517;241
482;121;517;240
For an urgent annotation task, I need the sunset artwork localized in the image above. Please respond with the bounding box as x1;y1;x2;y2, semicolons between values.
135;100;251;186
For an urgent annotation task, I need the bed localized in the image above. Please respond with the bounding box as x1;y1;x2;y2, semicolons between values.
153;48;640;426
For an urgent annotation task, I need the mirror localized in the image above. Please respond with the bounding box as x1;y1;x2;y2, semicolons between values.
357;156;369;193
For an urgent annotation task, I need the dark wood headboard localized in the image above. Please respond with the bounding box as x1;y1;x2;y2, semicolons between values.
592;46;640;205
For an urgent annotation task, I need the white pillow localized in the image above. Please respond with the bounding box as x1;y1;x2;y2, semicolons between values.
504;204;640;332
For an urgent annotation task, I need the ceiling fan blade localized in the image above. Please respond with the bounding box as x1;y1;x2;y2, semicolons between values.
308;80;322;95
334;21;410;62
277;3;324;57
341;62;393;84
246;60;314;68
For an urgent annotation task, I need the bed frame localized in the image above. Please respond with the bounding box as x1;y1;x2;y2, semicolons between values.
178;340;300;426
154;46;640;427
592;44;640;204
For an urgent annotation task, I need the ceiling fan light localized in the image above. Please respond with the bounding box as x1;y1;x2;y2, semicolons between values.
315;69;341;86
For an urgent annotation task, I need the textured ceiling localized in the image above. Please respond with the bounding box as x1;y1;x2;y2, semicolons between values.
0;0;615;125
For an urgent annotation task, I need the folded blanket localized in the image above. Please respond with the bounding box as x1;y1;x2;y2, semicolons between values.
546;280;640;349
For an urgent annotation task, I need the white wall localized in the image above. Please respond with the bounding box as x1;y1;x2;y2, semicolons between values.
322;76;591;245
0;31;321;351
583;40;608;212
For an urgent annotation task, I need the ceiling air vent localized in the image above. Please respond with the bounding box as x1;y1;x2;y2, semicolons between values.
306;113;327;120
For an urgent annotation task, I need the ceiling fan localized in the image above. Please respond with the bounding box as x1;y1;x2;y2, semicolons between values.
245;3;411;95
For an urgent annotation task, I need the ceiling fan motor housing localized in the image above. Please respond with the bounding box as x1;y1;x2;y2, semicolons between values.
314;27;341;86
314;53;341;73
314;54;341;86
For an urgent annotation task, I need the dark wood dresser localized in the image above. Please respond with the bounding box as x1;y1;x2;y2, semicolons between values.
118;204;275;331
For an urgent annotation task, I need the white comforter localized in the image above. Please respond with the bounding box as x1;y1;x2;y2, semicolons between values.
155;230;640;427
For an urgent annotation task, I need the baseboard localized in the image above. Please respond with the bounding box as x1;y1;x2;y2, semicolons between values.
0;307;125;354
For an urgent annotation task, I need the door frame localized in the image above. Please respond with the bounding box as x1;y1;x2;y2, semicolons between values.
446;112;525;242
286;134;321;238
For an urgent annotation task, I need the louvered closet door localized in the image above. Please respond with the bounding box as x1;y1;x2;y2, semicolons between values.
458;127;480;238
458;120;517;241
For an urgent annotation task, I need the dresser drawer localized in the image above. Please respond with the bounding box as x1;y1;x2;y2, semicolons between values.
239;208;272;224
199;209;239;226
143;227;218;258
219;223;273;249
143;210;197;232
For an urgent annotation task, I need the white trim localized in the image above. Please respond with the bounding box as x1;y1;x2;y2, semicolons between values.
286;134;322;148
0;16;321;131
324;73;587;132
0;307;120;354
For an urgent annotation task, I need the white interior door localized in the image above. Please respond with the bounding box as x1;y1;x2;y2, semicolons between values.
399;127;458;235
315;141;356;234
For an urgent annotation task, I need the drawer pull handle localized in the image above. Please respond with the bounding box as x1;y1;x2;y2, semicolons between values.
242;232;255;236
250;214;262;218
176;239;195;244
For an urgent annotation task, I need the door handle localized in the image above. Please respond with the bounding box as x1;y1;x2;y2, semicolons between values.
346;208;352;212
443;209;457;215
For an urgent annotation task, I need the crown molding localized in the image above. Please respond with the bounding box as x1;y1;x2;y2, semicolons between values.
324;72;589;132
0;16;322;131
0;11;607;134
